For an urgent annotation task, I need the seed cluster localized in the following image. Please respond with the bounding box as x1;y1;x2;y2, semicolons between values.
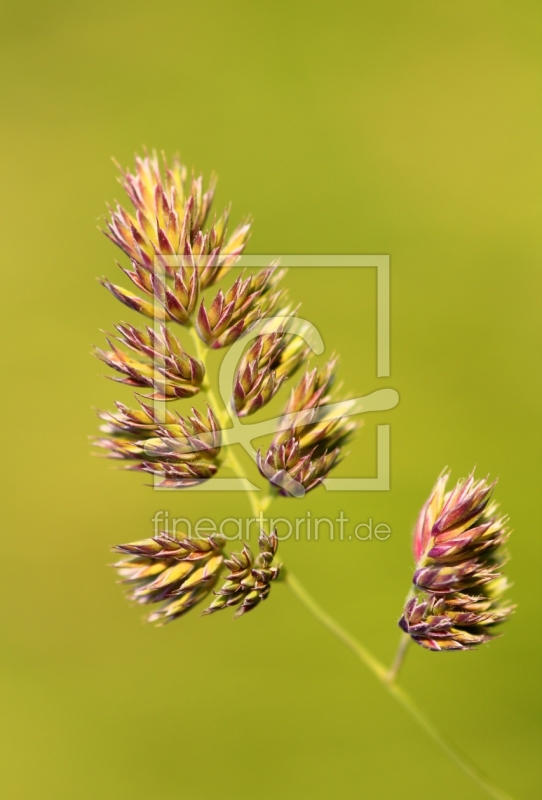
113;529;281;623
399;473;514;650
96;152;353;622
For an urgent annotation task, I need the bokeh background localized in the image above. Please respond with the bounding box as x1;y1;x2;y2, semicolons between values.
1;1;540;798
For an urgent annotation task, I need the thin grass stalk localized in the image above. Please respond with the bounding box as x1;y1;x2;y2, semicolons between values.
230;475;517;800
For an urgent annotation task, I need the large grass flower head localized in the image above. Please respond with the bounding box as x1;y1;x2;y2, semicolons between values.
95;151;355;622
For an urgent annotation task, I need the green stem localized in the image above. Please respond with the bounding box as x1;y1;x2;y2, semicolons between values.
387;584;416;684
189;325;274;517
284;571;516;800
387;631;411;684
285;571;388;682
188;326;227;424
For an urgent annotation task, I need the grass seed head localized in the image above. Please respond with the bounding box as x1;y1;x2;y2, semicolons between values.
399;471;515;651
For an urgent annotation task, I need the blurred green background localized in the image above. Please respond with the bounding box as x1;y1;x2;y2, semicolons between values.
1;1;540;798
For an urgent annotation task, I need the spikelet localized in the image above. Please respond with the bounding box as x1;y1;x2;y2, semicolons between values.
399;472;515;651
101;152;252;335
233;318;310;416
95;323;204;399
104;151;250;285
257;359;356;496
195;265;286;348
204;530;281;617
96;404;221;488
112;531;227;624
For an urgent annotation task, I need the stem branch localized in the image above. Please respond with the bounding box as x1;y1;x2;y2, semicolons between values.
387;632;411;684
285;571;516;800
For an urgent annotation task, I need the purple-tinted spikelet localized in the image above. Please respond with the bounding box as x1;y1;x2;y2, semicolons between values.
95;323;204;400
257;359;357;496
399;472;515;651
95;403;221;487
195;265;286;348
233;318;310;417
